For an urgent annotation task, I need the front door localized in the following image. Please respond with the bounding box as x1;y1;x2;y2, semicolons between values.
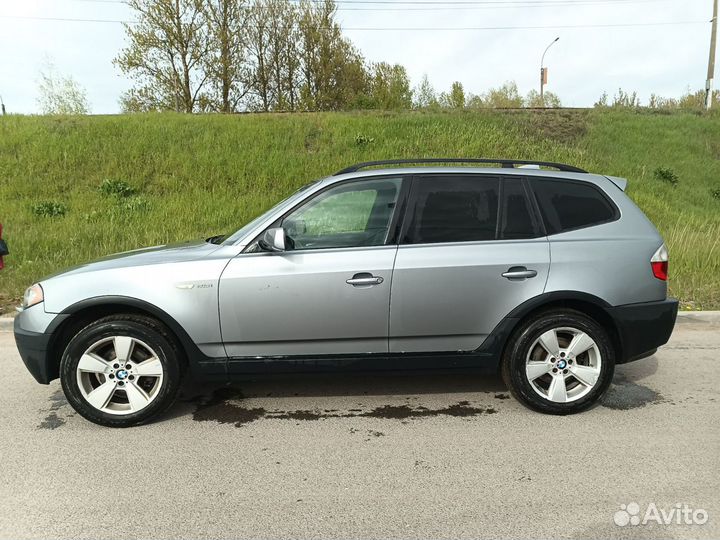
219;176;406;359
389;174;550;353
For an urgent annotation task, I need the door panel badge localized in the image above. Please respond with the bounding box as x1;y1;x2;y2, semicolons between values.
175;281;214;290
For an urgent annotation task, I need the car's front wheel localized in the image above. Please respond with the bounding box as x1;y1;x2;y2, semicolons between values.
501;309;615;414
60;314;183;427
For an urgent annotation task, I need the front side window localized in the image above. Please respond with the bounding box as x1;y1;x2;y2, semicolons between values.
403;175;500;244
532;178;618;235
282;177;403;250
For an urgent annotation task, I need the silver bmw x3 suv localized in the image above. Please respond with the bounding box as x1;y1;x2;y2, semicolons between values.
14;158;678;426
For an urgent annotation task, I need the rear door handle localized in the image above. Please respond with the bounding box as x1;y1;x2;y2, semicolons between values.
502;267;538;280
346;272;384;287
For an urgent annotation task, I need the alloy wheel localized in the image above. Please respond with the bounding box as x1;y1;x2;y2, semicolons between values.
525;326;602;403
75;336;164;415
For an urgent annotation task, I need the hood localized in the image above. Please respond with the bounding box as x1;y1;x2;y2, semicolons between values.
43;239;223;279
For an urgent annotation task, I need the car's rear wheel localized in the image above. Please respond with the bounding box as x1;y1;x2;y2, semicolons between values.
501;309;615;414
60;314;183;427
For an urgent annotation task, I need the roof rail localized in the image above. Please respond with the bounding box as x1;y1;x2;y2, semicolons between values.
334;158;587;175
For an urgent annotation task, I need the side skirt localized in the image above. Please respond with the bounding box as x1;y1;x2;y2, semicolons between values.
225;351;500;379
193;316;519;382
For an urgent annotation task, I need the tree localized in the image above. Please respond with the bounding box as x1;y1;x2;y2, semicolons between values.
202;0;251;113
676;89;717;110
611;88;640;108
114;0;410;113
448;81;465;109
526;89;561;108
413;74;438;109
268;0;301;110
465;93;484;109
367;62;412;109
245;1;274;111
116;0;211;112
483;81;523;108
298;0;367;111
36;59;90;115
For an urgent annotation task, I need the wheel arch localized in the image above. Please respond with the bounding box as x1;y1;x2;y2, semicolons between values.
45;296;204;382
481;291;623;365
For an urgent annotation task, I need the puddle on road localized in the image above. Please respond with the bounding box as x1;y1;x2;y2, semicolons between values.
191;387;498;428
600;375;665;410
37;389;72;430
38;411;66;430
37;374;667;430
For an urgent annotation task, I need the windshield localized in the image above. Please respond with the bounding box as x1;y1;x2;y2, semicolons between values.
222;179;322;245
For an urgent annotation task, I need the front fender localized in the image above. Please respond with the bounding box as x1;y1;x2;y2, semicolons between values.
41;257;230;359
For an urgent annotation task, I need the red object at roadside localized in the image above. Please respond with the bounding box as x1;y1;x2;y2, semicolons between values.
0;223;5;270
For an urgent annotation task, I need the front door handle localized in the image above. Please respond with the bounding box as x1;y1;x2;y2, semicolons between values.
502;267;538;280
346;273;384;287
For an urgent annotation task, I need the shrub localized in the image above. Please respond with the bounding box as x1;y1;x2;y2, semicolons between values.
711;188;720;200
31;201;68;218
100;178;137;198
355;133;375;146
653;167;679;187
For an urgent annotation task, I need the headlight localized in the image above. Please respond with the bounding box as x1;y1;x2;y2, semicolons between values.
22;284;44;309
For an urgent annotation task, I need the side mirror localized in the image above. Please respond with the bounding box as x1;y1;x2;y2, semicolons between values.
259;227;286;252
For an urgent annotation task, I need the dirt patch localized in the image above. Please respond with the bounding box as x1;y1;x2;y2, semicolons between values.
512;109;589;145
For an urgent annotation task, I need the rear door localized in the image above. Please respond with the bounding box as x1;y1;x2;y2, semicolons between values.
389;174;550;353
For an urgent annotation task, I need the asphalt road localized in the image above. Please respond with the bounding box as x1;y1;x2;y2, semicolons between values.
0;317;718;540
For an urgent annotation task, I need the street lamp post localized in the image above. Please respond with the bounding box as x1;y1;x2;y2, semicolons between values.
706;0;718;109
540;37;560;106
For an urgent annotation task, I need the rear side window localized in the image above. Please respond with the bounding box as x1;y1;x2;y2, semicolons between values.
531;178;618;235
403;175;499;244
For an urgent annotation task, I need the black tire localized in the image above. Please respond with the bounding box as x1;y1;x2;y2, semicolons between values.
501;308;615;415
60;314;184;427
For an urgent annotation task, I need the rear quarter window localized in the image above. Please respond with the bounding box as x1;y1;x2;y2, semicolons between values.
531;178;619;235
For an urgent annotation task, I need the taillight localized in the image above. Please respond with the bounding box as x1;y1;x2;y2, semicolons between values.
651;243;669;281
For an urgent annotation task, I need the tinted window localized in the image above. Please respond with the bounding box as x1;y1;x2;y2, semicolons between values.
532;179;617;235
404;176;499;244
501;178;540;239
282;177;402;250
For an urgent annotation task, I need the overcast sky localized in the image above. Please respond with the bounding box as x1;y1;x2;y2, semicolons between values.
0;0;715;114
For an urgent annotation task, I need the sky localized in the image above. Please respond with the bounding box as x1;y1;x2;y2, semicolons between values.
0;0;716;114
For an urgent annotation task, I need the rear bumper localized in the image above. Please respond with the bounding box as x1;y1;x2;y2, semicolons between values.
14;317;54;384
607;298;679;363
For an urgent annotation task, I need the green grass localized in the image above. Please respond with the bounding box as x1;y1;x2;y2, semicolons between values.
1;109;719;312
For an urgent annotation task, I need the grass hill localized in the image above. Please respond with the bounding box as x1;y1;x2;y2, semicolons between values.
1;109;719;312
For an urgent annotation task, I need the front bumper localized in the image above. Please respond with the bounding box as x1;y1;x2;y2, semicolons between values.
14;306;68;384
14;318;54;384
607;298;679;363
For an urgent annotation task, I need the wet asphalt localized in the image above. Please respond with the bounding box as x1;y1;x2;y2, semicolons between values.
0;318;718;539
